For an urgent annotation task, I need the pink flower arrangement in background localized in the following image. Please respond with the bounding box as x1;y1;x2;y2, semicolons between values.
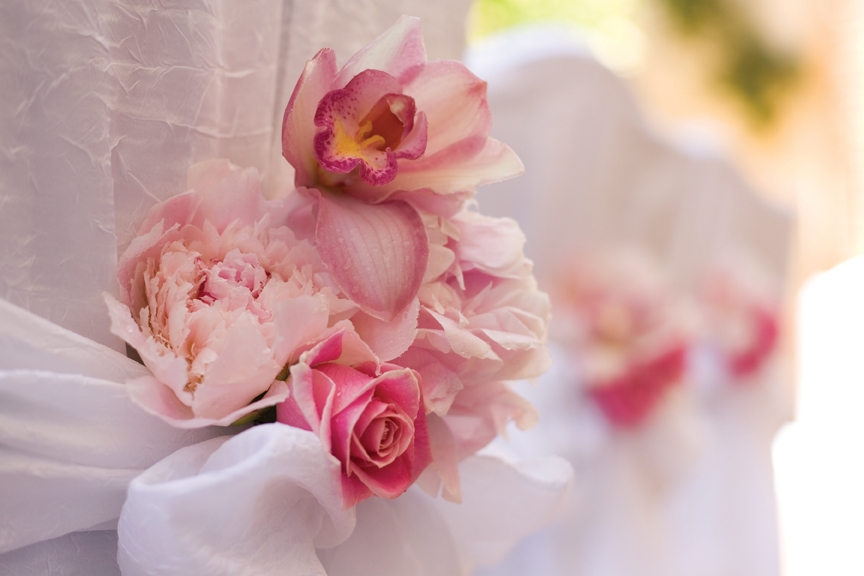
107;17;549;507
698;265;780;380
550;250;691;428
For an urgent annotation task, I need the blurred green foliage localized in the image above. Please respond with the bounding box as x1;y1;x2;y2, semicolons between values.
657;0;799;125
470;0;637;41
470;0;800;126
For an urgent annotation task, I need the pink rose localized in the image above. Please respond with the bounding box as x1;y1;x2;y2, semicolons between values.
276;322;432;507
105;160;351;427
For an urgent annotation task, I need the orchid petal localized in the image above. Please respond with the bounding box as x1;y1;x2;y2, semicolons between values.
334;16;426;88
391;136;524;194
283;48;338;187
351;297;419;362
403;60;491;155
315;192;428;321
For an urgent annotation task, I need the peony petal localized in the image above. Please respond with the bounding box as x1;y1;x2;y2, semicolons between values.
417;414;462;503
456;212;527;278
395;348;464;416
104;293;188;391
315;192;428;321
283;48;339;187
271;294;331;365
192;314;282;420
126;374;196;423
127;376;290;429
351;297;419;362
426;309;497;361
334;16;426;88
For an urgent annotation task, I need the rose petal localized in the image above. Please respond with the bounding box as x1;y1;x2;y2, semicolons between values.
315;192;428;321
334;16;426;88
283;48;339;187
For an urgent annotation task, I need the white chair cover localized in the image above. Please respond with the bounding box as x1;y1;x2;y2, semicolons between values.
467;26;791;576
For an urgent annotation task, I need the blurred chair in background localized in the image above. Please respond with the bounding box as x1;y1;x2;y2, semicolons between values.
466;26;791;576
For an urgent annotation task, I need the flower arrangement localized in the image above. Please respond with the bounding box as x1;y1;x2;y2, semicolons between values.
550;249;781;428
105;16;549;510
550;250;692;428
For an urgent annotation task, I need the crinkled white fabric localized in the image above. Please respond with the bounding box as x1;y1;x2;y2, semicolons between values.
466;27;790;576
0;0;472;352
0;532;122;576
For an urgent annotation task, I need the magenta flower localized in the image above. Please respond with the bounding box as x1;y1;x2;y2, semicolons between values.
276;322;432;507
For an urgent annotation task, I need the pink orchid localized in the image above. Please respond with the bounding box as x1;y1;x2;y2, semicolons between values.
282;16;522;198
280;16;522;323
551;250;692;427
276;322;432;507
105;160;352;427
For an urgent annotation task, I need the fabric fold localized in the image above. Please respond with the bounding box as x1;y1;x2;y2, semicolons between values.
118;424;356;576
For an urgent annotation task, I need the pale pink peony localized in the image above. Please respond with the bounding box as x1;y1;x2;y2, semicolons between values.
408;208;551;413
280;16;523;324
276;322;432;507
551;249;692;427
105;160;353;427
395;207;549;501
